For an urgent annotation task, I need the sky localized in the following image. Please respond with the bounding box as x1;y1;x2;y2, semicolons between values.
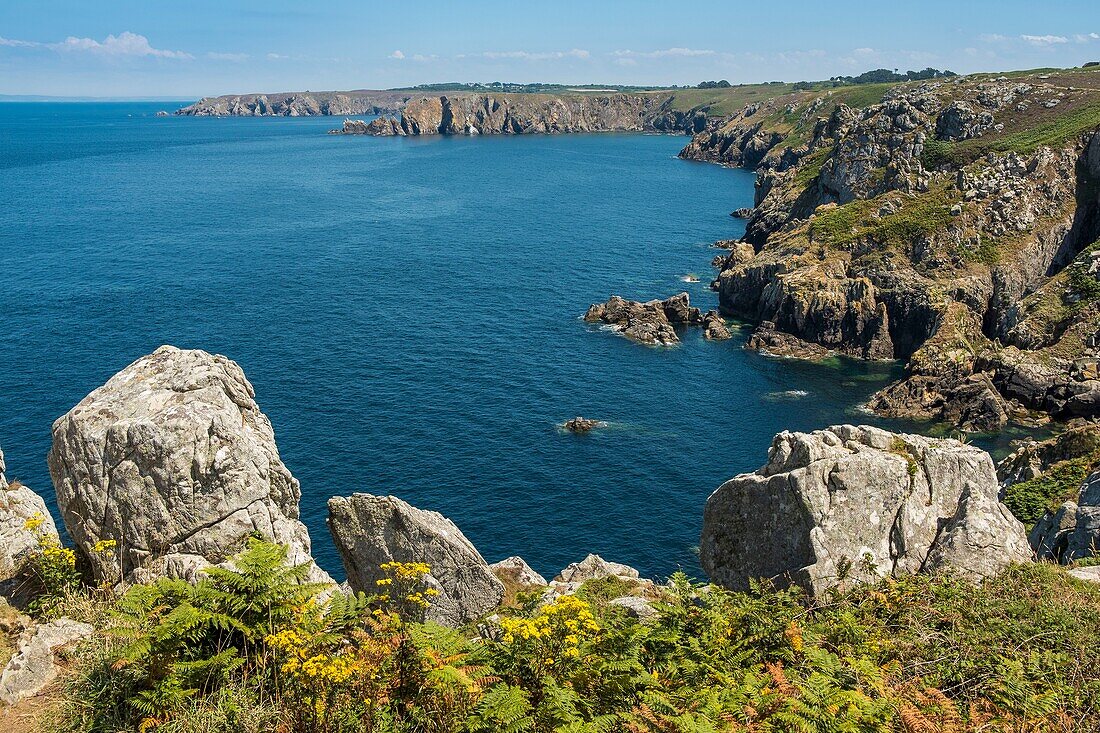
2;0;1099;99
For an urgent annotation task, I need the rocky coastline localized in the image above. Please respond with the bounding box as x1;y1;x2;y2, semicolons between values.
673;67;1100;432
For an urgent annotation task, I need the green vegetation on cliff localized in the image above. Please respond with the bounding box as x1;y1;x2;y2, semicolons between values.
40;541;1100;733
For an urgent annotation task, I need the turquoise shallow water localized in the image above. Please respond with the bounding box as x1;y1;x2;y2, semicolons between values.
0;101;963;580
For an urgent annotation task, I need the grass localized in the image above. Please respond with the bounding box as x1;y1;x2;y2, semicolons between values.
793;146;833;186
1003;454;1099;525
810;186;956;250
826;82;895;110
922;98;1100;169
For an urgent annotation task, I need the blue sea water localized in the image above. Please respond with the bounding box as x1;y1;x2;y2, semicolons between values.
0;102;991;581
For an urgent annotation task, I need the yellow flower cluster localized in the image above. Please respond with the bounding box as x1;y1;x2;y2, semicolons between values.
42;541;76;568
23;512;45;532
498;594;600;661
379;561;431;580
266;629;361;685
93;538;118;553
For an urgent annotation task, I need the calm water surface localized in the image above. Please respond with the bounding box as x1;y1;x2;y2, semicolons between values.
1;102;1021;580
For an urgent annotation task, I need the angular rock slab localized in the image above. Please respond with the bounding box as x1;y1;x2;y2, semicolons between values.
490;556;547;588
49;346;331;585
0;617;93;705
700;425;1032;595
327;493;504;627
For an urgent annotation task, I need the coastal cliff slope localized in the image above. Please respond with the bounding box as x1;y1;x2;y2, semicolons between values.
339;91;708;135
176;89;410;116
683;66;1100;430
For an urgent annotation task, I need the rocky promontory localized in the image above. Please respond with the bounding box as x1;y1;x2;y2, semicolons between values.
336;92;706;136
681;67;1100;430
176;90;409;117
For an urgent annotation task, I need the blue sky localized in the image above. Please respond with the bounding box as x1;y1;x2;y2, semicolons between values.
2;0;1099;98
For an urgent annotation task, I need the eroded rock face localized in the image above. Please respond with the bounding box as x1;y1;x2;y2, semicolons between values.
545;553;647;600
48;346;331;586
0;448;59;601
700;425;1032;595
327;494;504;627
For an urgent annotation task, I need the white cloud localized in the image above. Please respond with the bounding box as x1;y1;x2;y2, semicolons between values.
0;36;41;48
266;52;288;60
1021;34;1068;46
54;31;192;59
459;48;590;61
612;47;716;59
852;47;877;56
206;51;248;62
389;49;404;59
1073;33;1100;42
979;33;1009;42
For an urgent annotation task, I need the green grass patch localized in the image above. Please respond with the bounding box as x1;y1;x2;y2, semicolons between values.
925;99;1100;168
827;83;894;110
793;146;834;186
811;187;956;249
1003;455;1098;524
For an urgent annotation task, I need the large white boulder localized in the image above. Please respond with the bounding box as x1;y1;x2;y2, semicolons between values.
49;346;331;585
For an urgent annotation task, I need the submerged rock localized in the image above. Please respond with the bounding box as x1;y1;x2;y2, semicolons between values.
731;207;754;219
49;346;331;586
700;425;1032;596
562;417;605;433
327;494;504;627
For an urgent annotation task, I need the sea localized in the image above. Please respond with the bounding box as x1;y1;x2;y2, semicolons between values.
0;102;1034;580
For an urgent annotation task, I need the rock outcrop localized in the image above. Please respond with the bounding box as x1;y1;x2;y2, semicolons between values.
0;448;59;603
700;425;1032;595
584;293;706;345
1029;469;1100;563
0;617;93;705
490;556;547;588
327;494;504;627
48;346;331;586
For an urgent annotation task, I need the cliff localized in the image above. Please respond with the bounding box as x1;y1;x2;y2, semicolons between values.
176;90;409;116
336;92;708;136
681;67;1100;430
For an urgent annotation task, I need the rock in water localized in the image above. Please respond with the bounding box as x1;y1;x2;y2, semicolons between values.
702;311;732;340
327;494;504;627
0;447;60;605
563;417;605;433
584;292;704;346
700;425;1032;595
48;346;331;586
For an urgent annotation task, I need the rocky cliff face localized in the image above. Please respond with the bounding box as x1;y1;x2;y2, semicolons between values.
48;346;331;586
0;448;59;604
700;425;1032;595
682;68;1100;429
176;91;409;117
340;92;702;136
